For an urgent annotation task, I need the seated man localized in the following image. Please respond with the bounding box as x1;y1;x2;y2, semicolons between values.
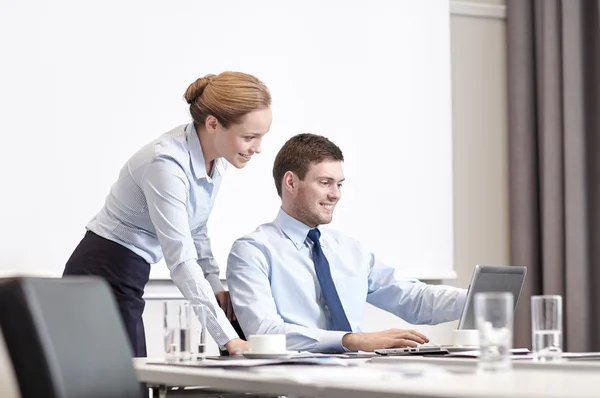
227;134;467;353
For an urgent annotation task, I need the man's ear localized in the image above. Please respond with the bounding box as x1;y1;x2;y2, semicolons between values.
205;115;219;134
282;171;298;195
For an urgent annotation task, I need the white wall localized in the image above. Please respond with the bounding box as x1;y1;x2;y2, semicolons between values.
0;0;455;282
360;0;510;344
450;0;510;291
142;0;511;356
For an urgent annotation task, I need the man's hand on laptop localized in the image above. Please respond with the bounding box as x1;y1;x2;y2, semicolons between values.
342;329;430;352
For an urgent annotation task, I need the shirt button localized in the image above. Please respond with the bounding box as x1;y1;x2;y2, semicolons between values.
216;333;221;337
324;305;329;310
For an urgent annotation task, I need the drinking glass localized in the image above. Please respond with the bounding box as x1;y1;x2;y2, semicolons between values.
475;292;513;372
163;300;190;362
531;295;562;362
186;303;207;361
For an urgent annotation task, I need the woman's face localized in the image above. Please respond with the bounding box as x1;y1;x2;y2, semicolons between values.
214;107;273;168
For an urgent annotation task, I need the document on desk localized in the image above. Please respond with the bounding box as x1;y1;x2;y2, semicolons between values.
205;351;374;361
147;357;350;368
291;351;375;359
561;352;600;360
446;348;530;359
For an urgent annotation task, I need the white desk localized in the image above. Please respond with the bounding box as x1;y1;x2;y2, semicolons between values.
321;368;599;398
135;359;321;397
134;357;600;398
371;354;600;371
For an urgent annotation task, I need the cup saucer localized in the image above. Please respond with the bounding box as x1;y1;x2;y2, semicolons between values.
242;351;294;359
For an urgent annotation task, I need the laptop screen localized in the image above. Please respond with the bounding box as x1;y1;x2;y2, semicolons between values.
457;265;527;330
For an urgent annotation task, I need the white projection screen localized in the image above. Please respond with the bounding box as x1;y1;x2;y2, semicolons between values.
0;0;455;280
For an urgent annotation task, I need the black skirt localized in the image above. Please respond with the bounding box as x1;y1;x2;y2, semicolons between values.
63;230;150;357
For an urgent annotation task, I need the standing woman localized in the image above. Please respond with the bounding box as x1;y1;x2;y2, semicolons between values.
64;71;272;356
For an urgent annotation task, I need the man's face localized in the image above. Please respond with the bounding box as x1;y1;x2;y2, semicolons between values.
292;160;344;227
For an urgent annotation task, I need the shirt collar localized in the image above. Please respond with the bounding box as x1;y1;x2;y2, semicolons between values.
274;208;314;249
186;123;226;181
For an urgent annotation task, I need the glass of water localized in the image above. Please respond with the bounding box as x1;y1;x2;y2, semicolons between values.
531;295;562;362
185;303;207;361
163;301;208;362
163;300;190;362
475;292;513;372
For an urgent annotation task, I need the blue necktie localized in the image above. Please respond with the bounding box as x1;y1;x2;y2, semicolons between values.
307;228;352;332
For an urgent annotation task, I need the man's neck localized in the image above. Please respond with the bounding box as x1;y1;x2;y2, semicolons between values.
280;204;316;228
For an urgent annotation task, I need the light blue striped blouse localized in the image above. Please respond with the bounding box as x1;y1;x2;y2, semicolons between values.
87;122;237;347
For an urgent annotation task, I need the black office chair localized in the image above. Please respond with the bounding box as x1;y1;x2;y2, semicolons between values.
0;277;144;398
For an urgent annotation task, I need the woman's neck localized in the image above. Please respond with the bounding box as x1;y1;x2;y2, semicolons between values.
196;124;218;176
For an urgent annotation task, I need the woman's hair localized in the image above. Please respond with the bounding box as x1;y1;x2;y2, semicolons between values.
272;133;344;197
184;71;271;128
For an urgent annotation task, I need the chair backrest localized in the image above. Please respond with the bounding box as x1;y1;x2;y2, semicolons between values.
0;277;143;398
0;325;21;398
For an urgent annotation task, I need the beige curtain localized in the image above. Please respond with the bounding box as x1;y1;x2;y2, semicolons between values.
507;0;600;351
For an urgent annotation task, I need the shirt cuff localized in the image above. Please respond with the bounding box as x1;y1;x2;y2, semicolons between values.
209;312;239;349
205;273;224;293
315;330;349;353
341;333;353;352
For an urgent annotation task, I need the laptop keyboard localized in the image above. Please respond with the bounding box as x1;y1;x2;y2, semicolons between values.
375;345;448;356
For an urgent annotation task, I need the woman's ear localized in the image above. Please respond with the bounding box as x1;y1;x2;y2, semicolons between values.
204;115;219;134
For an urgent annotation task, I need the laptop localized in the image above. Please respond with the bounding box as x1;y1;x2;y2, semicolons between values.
375;265;527;356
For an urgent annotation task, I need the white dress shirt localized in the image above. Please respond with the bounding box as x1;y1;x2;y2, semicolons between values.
227;208;467;352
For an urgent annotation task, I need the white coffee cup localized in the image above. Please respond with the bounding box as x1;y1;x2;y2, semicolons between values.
452;329;479;347
247;334;287;354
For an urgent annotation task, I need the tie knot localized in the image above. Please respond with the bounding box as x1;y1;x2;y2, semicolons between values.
307;228;321;243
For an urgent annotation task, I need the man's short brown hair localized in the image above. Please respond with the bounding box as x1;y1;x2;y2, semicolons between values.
272;134;344;197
